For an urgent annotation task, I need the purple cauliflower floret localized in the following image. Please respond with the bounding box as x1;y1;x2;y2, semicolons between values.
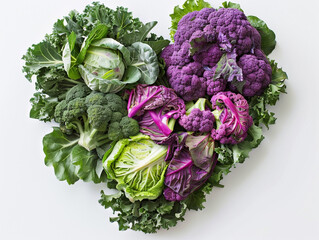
229;49;272;96
179;108;215;132
203;67;227;95
211;91;253;144
193;44;223;68
196;7;216;20
252;27;261;50
174;12;205;45
160;44;175;67
207;8;261;56
171;42;192;66
167;62;206;101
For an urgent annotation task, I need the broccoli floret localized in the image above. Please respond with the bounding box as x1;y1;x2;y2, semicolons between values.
87;105;112;131
54;84;140;151
108;122;124;141
65;83;91;102
229;49;272;96
85;92;108;106
63;98;87;122
54;100;68;123
120;117;140;137
111;112;123;123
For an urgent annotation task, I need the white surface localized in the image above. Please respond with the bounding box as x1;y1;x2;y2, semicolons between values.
0;0;318;239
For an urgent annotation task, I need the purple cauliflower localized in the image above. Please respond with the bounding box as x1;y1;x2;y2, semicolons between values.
211;91;253;144
208;8;260;55
179;98;215;132
161;7;264;101
229;49;272;96
167;62;206;102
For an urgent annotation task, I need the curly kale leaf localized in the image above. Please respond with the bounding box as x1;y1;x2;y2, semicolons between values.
29;93;59;122
99;190;187;233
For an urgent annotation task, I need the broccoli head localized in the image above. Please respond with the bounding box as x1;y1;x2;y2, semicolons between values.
53;84;139;151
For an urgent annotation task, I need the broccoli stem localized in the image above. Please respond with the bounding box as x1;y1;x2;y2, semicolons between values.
78;126;110;151
63;78;81;85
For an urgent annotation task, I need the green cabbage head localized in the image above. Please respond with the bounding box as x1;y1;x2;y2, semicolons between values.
103;134;168;202
78;38;142;93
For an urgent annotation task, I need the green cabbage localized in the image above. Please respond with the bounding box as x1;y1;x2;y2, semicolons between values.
103;134;168;202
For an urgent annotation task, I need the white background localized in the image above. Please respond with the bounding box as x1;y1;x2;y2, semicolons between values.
1;0;318;239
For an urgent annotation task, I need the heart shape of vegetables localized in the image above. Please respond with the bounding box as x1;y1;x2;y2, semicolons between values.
23;0;287;233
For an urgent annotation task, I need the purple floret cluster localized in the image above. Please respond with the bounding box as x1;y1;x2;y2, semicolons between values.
179;108;215;132
161;7;272;101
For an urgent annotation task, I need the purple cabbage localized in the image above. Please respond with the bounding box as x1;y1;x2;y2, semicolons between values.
127;85;185;141
164;133;217;201
211;91;253;144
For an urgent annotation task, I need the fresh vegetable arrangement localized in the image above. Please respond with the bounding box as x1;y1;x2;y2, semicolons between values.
23;0;287;233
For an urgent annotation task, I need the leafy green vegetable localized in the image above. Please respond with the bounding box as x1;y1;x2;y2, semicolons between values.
221;1;243;12
43;127;103;184
23;2;168;122
23;41;63;81
29;93;58;122
103;134;168;201
128;42;159;84
247;16;276;56
99;190;187;233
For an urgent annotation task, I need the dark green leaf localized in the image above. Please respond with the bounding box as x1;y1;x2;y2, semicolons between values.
129;42;159;84
221;1;244;12
248;59;287;127
43;128;79;184
143;40;170;55
99;192;187;233
29;93;58;122
122;22;157;46
43;127;104;184
22;41;63;81
71;145;101;183
247;15;276;56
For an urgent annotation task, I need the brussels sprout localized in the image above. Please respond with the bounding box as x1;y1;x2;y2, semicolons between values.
103;134;168;202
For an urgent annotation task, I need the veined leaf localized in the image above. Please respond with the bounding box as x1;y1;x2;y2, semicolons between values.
23;41;63;81
43;127;103;184
122;21;157;46
247;15;276;56
129;42;159;84
43;127;79;184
